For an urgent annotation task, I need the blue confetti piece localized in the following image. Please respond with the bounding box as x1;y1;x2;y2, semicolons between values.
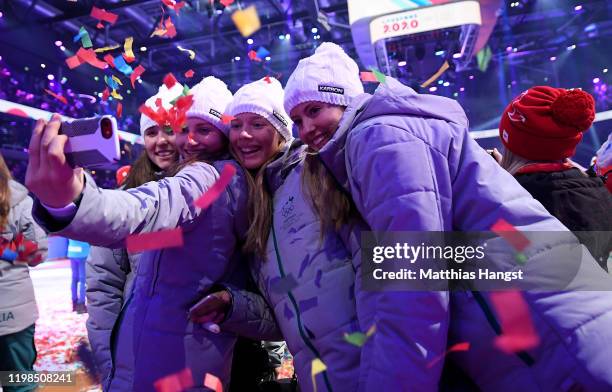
113;55;133;76
256;46;270;59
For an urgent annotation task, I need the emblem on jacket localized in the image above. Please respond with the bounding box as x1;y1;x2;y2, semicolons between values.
0;311;15;323
280;196;300;231
281;196;295;217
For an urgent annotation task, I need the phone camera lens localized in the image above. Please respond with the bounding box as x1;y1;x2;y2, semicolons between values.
100;118;113;139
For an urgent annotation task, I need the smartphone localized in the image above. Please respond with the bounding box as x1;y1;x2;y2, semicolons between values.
60;115;121;168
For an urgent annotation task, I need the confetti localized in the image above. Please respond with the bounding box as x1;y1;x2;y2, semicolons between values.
44;89;68;105
248;50;261;62
311;358;327;392
163;73;178;89
204;373;223;392
90;6;118;25
65;55;84;69
271;274;298;294
490;291;540;354
194;164;237;209
104;75;120;90
343;332;367;347
112;75;123;86
103;54;116;68
6;108;29;118
154;368;194;392
220;0;234;7
73;26;93;48
76;47;108;69
114;55;134;75
491;218;530;252
477;45;492;73
161;0;187;14
263;76;272;84
130;65;146;88
111;89;123;100
126;228;184;253
151;17;177;38
371;68;387;84
102;87;110;101
184;69;195;78
96;22;104;29
421;61;449;88
116;102;123;118
360;71;378;83
177;45;196;60
124;36;135;61
94;44;120;53
255;46;270;59
426;342;470;368
221;114;234;125
231;5;261;38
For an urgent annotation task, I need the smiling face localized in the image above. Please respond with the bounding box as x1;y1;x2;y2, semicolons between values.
229;113;282;170
290;101;345;151
143;125;178;170
175;117;228;160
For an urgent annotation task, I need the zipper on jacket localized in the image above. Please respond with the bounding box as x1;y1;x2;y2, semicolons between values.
471;291;535;366
271;215;334;392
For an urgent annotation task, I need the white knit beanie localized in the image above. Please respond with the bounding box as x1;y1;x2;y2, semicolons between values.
226;77;292;141
284;42;364;115
186;76;233;137
139;82;185;136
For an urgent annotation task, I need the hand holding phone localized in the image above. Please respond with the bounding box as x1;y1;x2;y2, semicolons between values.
61;115;120;168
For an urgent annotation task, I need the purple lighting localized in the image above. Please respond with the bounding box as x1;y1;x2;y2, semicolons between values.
593;77;600;83
55;40;62;47
550;56;557;61
574;5;582;11
47;74;54;81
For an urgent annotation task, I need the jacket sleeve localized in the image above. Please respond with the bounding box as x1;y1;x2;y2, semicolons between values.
17;195;48;260
85;246;131;381
32;162;219;248
346;123;450;391
220;286;284;341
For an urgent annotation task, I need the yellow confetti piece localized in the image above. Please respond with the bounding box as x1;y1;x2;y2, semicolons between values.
311;358;326;392
94;44;120;53
112;75;123;86
421;61;450;88
231;5;261;38
124;36;135;60
366;323;376;337
177;45;196;60
111;89;123;100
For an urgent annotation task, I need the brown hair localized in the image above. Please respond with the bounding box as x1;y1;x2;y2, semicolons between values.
122;151;166;190
0;154;12;230
242;149;284;258
301;149;354;234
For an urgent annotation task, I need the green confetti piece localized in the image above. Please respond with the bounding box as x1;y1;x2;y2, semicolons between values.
370;68;387;84
344;332;367;347
79;26;93;48
515;252;527;264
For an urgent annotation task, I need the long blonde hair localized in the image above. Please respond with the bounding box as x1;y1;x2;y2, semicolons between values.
0;154;12;230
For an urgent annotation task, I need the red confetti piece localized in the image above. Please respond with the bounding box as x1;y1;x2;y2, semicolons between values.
221;114;235;125
116;102;123;118
102;87;110;101
96;22;104;29
426;342;470;369
220;0;234;6
204;373;223;392
263;76;272;84
90;6;118;25
123;53;136;63
131;64;146;88
65;55;84;69
76;47;108;69
126;228;184;253
490;291;540;354
154;368;194;392
247;50;261;62
44;89;68;105
103;54;116;68
7;108;30;118
163;73;178;89
161;0;186;14
165;17;177;38
360;71;378;83
491;218;530;252
194;164;236;209
184;69;195;78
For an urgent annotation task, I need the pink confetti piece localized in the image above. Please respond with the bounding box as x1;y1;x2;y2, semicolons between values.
130;64;146;88
154;368;194;392
490;291;540;354
96;22;104;29
263;76;272;84
65;55;84;69
117;102;123;118
103;54;116;68
360;71;378;83
220;0;234;7
204;373;223;392
427;342;470;368
76;47;108;69
194;164;236;210
247;50;261;62
90;6;118;25
6;108;29;118
184;69;195;78
44;89;68;105
491;218;530;252
221;114;235;125
163;72;178;89
126;228;184;253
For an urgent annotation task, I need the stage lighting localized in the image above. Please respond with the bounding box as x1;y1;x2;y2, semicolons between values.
398;61;407;67
40;63;46;69
311;27;318;33
593;78;600;83
55;40;62;47
60;46;66;51
566;44;576;51
265;56;271;61
247;38;254;44
234;56;241;61
0;12;3;18
285;33;290;40
279;34;285;40
429;86;437;92
550;56;557;61
140;46;147;52
604;68;609;73
47;74;54;81
574;5;582;11
61;77;67;84
443;82;450;87
94;76;99;81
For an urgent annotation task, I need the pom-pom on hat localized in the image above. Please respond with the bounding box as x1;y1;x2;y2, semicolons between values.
499;86;595;161
283;42;364;116
186;76;234;137
116;165;131;186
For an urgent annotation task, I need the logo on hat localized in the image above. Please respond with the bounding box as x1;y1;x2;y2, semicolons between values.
209;108;223;119
318;85;344;95
502;129;509;143
507;106;526;123
273;111;289;127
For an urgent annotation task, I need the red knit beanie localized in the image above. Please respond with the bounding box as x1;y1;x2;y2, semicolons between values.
499;86;595;161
